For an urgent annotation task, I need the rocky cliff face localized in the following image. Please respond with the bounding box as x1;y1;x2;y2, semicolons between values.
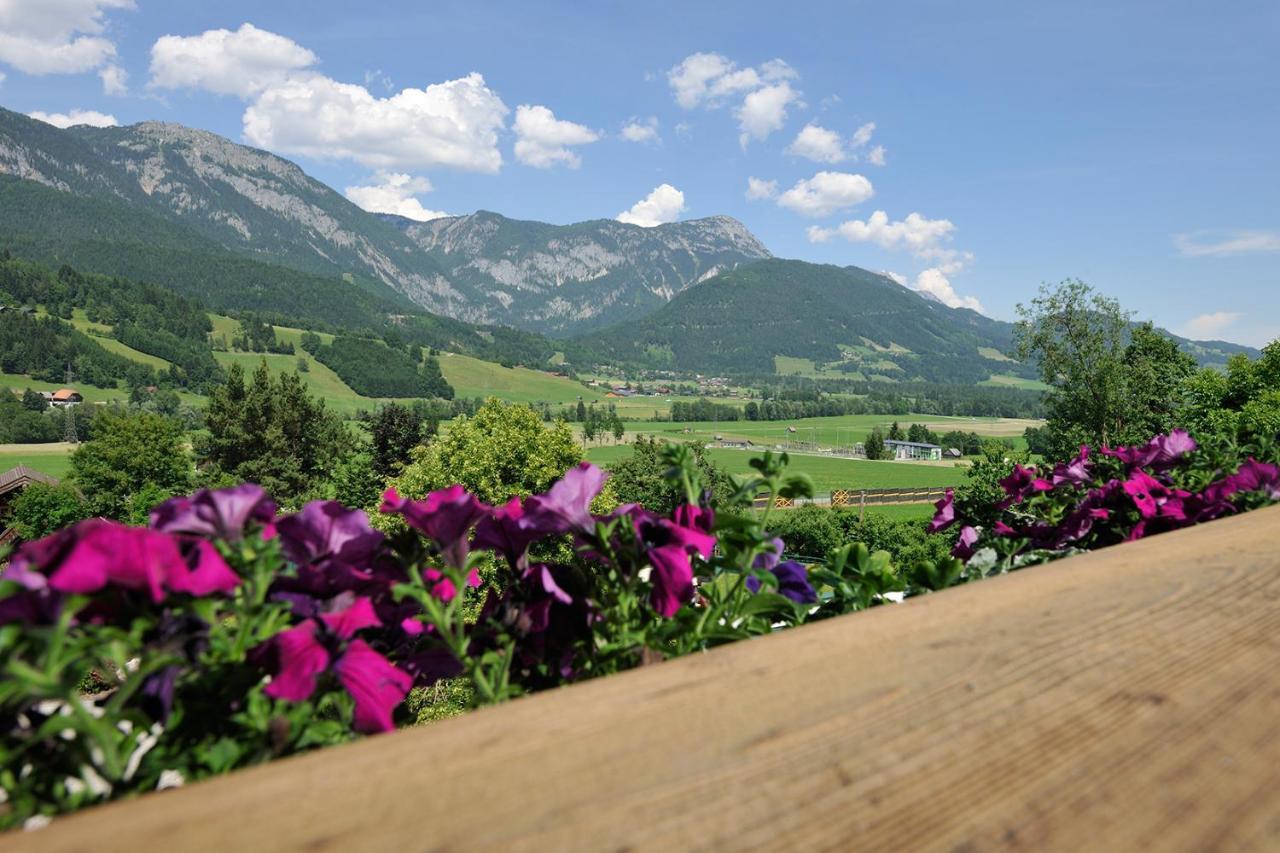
0;108;770;335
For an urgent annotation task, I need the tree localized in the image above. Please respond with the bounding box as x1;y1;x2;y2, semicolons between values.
367;403;424;478
1016;280;1130;457
200;362;351;504
1120;323;1197;442
611;415;625;443
606;436;731;514
887;421;904;442
387;399;583;506
21;388;47;412
4;481;90;541
575;400;587;423
864;427;886;460
71;408;191;521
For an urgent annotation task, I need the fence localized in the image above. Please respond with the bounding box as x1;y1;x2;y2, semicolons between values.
753;486;949;510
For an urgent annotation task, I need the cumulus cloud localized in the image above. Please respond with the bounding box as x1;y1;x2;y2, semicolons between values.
98;63;126;95
736;81;800;146
512;104;600;168
851;121;875;148
787;123;845;163
617;184;685;227
745;176;778;200
149;22;317;98
808;210;955;253
344;171;449;222
1182;311;1242;339
668;52;800;145
777;171;874;218
242;71;509;172
1175;229;1280;257
28;108;118;128
867;144;886;166
0;0;134;75
911;268;983;312
619;116;659;143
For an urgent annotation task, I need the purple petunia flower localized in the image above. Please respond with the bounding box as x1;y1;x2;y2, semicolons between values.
1102;429;1198;472
1122;470;1189;520
151;483;276;541
4;520;239;603
927;489;956;533
951;526;980;561
255;595;411;733
998;465;1052;508
522;463;609;536
631;504;717;617
753;537;786;571
1051;445;1092;488
472;497;542;568
380;486;490;569
276;501;385;592
746;559;818;604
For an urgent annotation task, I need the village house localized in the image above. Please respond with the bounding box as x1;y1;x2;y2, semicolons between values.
0;465;59;547
50;388;84;407
884;439;944;461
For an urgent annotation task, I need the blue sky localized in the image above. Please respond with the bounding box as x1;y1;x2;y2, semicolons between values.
1;1;1277;345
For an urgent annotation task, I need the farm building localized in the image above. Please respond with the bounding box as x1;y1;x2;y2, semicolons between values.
51;388;83;406
884;439;943;461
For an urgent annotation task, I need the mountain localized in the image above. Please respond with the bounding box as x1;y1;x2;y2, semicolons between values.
576;259;1257;383
380;210;770;335
0;108;769;335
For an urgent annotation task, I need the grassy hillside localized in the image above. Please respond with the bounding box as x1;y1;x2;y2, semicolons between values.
0;442;76;479
439;353;599;404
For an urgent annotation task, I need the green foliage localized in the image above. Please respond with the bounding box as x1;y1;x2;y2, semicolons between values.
70;408;191;520
3;481;90;541
952;440;1032;529
1178;341;1280;449
387;399;583;506
313;336;453;399
606;436;731;514
767;504;952;567
366;403;426;478
199;362;351;505
863;426;886;460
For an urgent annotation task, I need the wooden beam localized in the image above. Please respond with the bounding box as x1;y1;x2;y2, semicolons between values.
12;505;1280;851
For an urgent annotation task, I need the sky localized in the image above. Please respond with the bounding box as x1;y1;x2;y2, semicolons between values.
1;0;1277;346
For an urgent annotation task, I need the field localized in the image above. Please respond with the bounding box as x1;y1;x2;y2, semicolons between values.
606;413;1040;450
980;373;1049;391
0;442;76;479
584;444;966;493
439;353;602;404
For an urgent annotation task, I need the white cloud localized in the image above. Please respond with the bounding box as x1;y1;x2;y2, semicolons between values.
736;81;799;146
512;104;599;168
149;23;318;98
344;171;449;222
787;123;845;163
617;183;685;227
28;108;118;128
1175;230;1280;257
98;63;126;94
0;71;6;87
883;270;908;286
777;171;874;218
1182;311;1242;339
745;176;778;200
867;144;886;166
911;268;983;312
667;52;793;109
243;72;509;172
0;0;134;75
619;116;659;143
808;210;955;253
851;121;875;148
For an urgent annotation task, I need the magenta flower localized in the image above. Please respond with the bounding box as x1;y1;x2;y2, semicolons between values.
6;520;239;603
998;465;1052;508
151;483;276;541
255;595;411;733
473;497;542;568
634;505;717;617
927;489;956;533
276;501;384;592
746;559;818;604
951;526;980;560
523;463;609;535
753;537;786;570
1051;446;1092;488
1102;430;1198;471
380;486;489;569
1122;470;1189;520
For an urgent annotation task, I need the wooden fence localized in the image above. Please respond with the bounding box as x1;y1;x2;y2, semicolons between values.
11;504;1280;851
753;486;949;510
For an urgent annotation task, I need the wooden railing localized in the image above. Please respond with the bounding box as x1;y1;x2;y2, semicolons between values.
753;487;949;510
10;504;1280;851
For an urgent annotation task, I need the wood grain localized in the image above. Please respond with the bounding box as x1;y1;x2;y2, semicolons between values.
9;504;1280;852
